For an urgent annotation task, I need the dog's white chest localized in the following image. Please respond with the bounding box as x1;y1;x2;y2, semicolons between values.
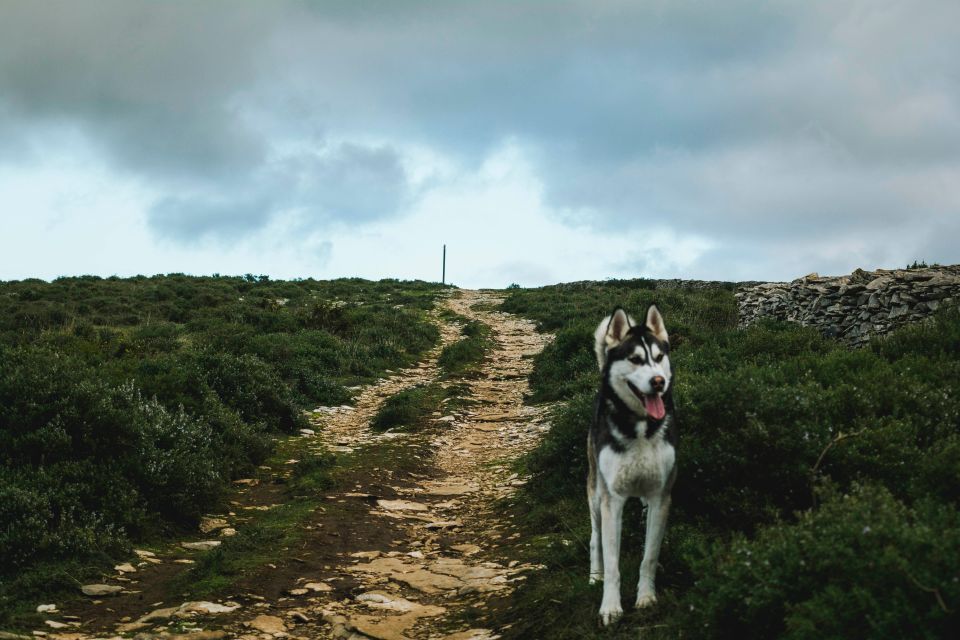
598;434;675;499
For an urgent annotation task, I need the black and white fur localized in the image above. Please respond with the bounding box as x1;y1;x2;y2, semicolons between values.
587;305;677;626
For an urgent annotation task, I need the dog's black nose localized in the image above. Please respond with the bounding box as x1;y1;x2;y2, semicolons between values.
650;376;665;392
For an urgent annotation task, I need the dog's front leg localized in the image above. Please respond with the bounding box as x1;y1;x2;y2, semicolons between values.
588;483;603;584
598;491;626;626
636;495;671;608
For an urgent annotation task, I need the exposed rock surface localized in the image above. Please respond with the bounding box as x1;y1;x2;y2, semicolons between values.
246;614;286;634
198;517;229;534
79;584;122;597
736;265;960;344
179;540;221;551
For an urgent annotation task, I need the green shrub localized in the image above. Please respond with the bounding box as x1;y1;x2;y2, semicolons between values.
288;450;339;493
194;349;305;433
0;348;225;569
519;391;594;528
0;466;127;575
128;322;183;355
526;322;597;402
681;484;960;640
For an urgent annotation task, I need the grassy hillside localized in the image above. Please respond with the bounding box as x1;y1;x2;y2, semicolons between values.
0;274;444;623
492;279;959;639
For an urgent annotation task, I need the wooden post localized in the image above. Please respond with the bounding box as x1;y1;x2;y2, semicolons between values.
442;244;446;285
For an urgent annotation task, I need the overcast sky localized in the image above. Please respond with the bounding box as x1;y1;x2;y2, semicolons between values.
1;1;958;287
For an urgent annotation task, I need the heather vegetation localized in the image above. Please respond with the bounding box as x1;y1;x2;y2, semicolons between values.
2;274;957;637
493;280;959;639
0;274;443;622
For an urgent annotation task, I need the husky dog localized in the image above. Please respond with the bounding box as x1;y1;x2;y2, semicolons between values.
587;305;676;626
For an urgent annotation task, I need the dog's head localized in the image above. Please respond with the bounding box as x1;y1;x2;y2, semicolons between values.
594;305;672;420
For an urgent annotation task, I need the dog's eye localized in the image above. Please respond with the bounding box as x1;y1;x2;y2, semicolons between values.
628;355;644;365
655;354;664;363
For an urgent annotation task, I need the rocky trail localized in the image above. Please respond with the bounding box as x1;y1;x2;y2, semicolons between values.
39;290;551;640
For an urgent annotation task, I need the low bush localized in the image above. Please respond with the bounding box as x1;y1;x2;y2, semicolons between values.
0;347;225;571
681;484;960;639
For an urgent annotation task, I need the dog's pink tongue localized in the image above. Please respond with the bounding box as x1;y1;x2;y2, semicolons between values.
644;395;666;420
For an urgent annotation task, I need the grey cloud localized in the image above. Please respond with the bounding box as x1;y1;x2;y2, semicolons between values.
2;0;959;273
915;216;960;267
148;193;271;243
146;141;410;241
0;1;416;241
0;1;273;182
265;1;800;159
260;0;960;270
282;143;411;224
273;1;959;163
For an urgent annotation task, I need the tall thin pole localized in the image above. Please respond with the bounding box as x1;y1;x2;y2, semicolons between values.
442;244;446;285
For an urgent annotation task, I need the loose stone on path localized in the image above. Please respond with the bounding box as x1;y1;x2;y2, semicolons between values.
80;584;122;597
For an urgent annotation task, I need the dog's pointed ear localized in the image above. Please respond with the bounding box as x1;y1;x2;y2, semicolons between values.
595;309;633;369
605;308;632;348
646;304;668;343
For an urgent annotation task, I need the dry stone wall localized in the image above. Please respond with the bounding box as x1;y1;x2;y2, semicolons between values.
549;278;745;292
735;265;960;345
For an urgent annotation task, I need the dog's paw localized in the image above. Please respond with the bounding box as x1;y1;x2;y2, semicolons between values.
635;592;657;609
589;573;603;585
598;603;623;627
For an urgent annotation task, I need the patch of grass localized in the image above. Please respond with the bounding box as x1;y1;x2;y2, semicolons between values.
0;557;113;631
469;301;500;313
370;383;449;432
438;319;493;378
176;499;319;598
436;307;464;322
287;451;339;495
173;439;334;598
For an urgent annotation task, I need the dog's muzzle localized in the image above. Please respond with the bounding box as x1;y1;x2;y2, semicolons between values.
626;380;666;420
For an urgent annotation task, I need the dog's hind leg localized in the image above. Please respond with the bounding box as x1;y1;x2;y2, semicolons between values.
636;495;671;608
598;491;626;626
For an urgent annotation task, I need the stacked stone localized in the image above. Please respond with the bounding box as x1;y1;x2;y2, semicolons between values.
554;278;743;292
735;265;960;345
654;279;754;291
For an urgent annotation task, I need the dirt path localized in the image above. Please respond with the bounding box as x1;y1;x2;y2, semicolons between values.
305;290;551;640
46;290;550;640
